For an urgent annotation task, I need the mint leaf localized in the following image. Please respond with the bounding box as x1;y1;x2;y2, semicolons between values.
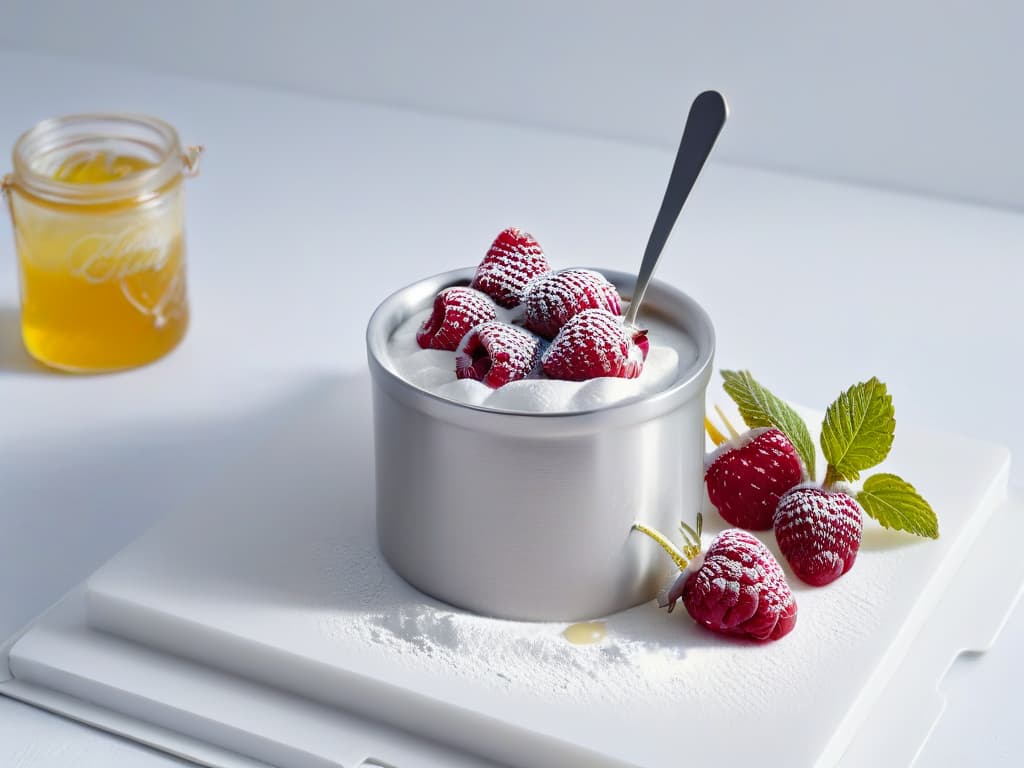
721;370;816;480
820;377;894;482
857;473;939;539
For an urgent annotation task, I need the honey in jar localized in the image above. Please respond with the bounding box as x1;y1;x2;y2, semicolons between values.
3;114;201;372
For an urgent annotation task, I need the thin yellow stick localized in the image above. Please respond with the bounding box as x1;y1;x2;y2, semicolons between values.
631;523;690;571
714;404;741;440
704;416;728;447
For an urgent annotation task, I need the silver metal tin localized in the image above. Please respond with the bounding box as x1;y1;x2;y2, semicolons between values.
366;268;714;621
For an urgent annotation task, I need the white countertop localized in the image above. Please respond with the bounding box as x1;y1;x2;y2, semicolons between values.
0;49;1021;766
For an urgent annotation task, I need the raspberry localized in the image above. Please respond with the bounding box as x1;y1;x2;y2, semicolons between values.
704;428;805;530
541;309;646;382
455;321;543;388
471;227;552;308
774;485;863;586
523;269;622;339
679;529;798;641
416;287;498;351
633;518;797;642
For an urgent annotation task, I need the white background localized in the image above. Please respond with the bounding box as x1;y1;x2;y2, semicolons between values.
1;0;1022;209
0;3;1022;766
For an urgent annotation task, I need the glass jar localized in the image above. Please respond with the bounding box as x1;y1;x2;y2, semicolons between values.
2;114;202;372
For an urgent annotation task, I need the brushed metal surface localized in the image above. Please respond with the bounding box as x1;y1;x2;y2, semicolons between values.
366;268;714;621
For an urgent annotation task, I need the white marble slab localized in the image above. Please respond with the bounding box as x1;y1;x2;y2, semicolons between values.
3;378;1014;767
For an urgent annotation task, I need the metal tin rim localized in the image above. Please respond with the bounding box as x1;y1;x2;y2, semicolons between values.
366;267;715;434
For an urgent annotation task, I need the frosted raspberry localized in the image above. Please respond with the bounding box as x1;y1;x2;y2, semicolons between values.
541;309;645;382
705;428;805;530
471;227;551;308
774;485;863;586
523;269;622;339
455;321;543;388
633;519;798;642
416;287;497;351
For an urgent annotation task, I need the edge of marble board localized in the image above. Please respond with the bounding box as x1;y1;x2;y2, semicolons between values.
1;489;1020;768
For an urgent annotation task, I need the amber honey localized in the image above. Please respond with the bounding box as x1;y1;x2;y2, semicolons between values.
562;621;607;645
5;115;198;372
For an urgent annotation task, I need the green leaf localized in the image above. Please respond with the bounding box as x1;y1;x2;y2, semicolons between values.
721;370;816;480
820;377;895;482
857;473;939;539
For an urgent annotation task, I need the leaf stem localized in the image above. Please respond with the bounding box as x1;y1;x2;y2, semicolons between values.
823;464;840;489
714;405;741;440
631;523;691;572
704;417;728;447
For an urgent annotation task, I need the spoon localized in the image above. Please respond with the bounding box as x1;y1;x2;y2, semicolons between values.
622;90;728;328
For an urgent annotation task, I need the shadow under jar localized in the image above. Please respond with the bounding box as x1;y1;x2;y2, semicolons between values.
366;268;715;622
3;113;201;372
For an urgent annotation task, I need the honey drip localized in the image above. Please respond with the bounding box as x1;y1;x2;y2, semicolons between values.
562;621;607;645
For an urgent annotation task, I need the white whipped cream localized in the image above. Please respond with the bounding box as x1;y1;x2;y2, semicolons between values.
386;307;697;413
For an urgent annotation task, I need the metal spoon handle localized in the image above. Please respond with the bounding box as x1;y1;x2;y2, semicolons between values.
623;90;728;327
